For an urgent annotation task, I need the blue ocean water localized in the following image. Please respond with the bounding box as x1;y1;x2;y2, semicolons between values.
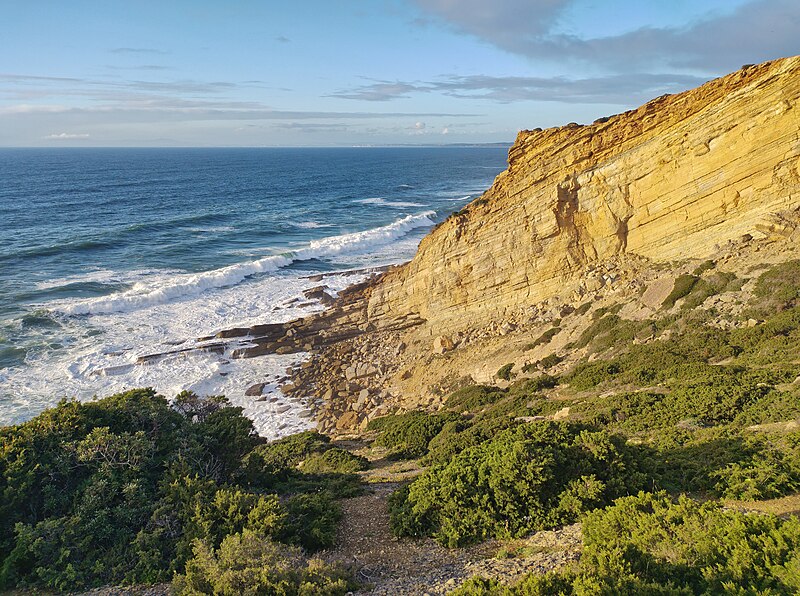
0;147;507;434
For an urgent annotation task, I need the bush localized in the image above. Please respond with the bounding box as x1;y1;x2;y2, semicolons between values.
389;422;645;547
526;326;560;350
662;274;699;309
750;260;800;315
246;431;332;476
445;385;504;413
496;363;515;381
507;375;558;396
300;448;369;474
680;271;739;310
566;361;621;391
280;492;342;551
367;411;461;459
455;492;800;595
424;417;517;467
0;390;354;591
172;530;355;595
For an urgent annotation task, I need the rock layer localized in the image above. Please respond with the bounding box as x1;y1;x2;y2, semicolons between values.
366;57;800;332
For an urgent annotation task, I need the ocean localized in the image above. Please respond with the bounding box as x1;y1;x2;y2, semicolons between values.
0;147;508;437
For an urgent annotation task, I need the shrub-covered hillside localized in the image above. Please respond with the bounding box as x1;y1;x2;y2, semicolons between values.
365;261;800;592
0;389;361;593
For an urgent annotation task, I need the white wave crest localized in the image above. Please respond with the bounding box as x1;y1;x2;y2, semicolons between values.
55;211;435;316
292;221;333;229
355;197;425;208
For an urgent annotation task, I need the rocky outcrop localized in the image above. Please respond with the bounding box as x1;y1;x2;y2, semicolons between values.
366;57;800;332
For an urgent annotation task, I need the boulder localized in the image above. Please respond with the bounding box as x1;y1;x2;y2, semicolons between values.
303;285;336;305
244;383;266;397
335;411;360;430
433;335;455;354
641;277;677;309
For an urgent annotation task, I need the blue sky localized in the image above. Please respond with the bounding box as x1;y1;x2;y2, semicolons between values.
1;0;798;146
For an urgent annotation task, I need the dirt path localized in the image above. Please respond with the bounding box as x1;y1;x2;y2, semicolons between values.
322;482;582;595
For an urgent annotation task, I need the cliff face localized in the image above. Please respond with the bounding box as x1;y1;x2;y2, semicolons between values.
366;57;800;332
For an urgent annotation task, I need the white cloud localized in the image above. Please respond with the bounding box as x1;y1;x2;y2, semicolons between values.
45;132;90;139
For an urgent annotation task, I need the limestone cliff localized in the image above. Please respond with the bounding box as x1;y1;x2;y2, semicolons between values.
366;57;800;332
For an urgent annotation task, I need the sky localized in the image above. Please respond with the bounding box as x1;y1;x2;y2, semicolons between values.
1;0;798;147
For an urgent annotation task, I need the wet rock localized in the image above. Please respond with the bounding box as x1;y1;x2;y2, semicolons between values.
245;383;266;396
303;285;336;305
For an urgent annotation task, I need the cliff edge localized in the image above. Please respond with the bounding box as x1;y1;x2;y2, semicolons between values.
367;57;800;331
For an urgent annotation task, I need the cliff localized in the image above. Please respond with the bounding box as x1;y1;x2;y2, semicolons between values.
208;57;800;433
366;57;800;332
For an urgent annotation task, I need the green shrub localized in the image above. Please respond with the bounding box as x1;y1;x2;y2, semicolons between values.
540;354;564;370
445;385;505;413
692;259;716;276
172;530;355;595
455;492;800;595
566;361;621;391
300;448;369;474
578;492;800;594
246;431;331;475
496;363;515;381
280;492;342;551
389;422;645;547
526;327;560;350
367;411;462;459
662;274;699;309
424;417;518;467
734;388;800;426
680;271;739;310
507;375;558;396
750;260;800;315
0;390;355;591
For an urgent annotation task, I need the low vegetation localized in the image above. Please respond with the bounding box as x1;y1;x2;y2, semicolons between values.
0;390;357;592
376;261;800;590
453;492;800;594
388;422;645;547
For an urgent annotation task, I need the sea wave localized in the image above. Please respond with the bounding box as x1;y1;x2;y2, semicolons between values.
291;221;334;229
355;197;425;208
55;211;435;315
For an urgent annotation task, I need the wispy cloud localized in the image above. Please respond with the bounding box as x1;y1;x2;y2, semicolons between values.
412;0;800;73
44;132;90;139
4;104;479;121
0;73;480;121
329;72;708;104
106;64;171;72
109;47;169;55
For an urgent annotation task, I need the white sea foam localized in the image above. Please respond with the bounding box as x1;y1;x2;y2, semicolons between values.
187;225;236;233
355;197;425;208
292;221;333;229
34;269;171;290
2;272;365;437
54;211;435;316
